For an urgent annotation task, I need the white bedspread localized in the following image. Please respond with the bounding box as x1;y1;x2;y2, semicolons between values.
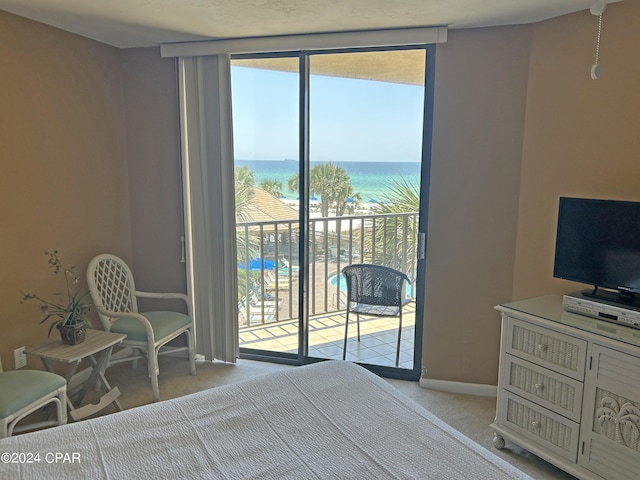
1;361;531;479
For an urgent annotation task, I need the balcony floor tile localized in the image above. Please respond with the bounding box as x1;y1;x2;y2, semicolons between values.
240;303;416;369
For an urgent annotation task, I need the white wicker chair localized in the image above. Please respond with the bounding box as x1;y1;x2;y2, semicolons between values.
86;254;196;402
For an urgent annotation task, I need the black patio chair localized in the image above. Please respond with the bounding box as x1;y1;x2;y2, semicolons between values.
341;264;411;367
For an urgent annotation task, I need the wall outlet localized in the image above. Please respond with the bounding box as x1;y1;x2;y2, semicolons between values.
14;346;27;369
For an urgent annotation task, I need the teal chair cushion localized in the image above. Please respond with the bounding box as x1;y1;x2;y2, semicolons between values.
0;370;66;418
111;311;191;343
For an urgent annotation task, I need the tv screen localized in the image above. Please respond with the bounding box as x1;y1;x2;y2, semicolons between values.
553;197;640;300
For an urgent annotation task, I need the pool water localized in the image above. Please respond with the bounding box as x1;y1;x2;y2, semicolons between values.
329;274;348;290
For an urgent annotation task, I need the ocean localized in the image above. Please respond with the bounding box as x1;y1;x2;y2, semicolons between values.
236;160;421;202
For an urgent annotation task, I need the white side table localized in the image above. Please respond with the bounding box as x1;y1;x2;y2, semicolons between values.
26;329;126;421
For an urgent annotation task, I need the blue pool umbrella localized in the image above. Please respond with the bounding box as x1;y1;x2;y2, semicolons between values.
238;258;276;270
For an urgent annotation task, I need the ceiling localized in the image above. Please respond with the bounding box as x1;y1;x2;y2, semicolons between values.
0;0;621;49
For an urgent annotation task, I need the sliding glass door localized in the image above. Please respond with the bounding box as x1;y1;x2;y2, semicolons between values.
232;46;432;379
232;56;300;356
305;50;424;371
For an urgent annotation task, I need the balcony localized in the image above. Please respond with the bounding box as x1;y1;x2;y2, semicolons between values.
237;211;418;368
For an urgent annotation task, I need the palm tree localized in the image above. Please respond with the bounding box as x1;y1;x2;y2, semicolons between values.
288;162;358;217
365;177;420;273
336;190;362;216
259;179;283;198
287;173;299;199
376;177;420;213
235;166;261;300
235;166;255;222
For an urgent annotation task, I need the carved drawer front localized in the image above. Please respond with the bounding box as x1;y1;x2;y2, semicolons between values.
505;317;587;381
498;391;580;462
501;354;583;422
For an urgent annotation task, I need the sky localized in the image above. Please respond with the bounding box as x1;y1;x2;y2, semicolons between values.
231;65;425;163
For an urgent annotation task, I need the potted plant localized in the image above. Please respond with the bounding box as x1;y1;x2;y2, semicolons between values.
21;250;93;345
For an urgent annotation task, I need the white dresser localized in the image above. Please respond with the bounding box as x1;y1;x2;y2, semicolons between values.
493;295;640;480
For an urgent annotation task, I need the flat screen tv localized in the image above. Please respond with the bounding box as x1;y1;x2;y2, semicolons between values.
553;197;640;307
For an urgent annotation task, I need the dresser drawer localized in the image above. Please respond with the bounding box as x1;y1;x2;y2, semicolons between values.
497;390;580;462
505;316;587;381
501;354;583;422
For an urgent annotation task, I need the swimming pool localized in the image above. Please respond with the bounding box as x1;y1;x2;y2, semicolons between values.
329;273;348;290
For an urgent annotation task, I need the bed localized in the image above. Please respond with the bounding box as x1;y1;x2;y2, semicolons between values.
1;361;531;479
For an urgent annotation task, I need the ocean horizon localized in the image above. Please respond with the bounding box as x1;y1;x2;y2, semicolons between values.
236;159;421;202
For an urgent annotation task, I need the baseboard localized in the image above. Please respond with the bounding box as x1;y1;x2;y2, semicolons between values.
419;377;497;397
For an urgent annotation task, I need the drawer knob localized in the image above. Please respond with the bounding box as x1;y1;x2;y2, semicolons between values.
531;421;542;429
534;383;545;391
537;344;548;352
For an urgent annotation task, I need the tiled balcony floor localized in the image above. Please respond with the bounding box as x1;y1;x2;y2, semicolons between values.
239;302;416;369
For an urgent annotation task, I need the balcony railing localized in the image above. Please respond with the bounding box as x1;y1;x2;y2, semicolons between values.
237;211;418;328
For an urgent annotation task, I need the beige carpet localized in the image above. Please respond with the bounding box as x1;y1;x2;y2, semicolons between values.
99;356;575;480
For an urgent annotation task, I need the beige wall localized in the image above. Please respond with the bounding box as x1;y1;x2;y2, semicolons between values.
120;49;186;312
423;26;531;385
0;11;132;369
512;2;640;299
1;1;637;386
423;1;640;385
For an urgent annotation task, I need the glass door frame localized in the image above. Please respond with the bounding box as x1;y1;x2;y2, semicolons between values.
236;44;436;382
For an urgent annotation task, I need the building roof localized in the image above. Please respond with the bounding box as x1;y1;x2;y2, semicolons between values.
243;187;299;224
